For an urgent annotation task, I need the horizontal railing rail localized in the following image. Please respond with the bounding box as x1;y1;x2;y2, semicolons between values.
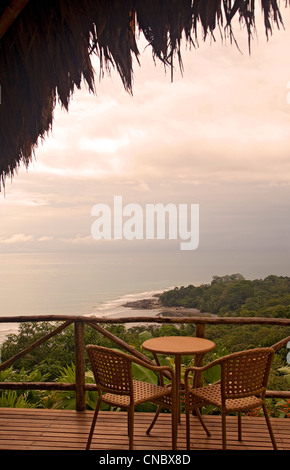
0;315;290;410
1;314;290;325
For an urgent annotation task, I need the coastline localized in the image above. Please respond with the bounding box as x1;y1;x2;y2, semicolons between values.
0;289;213;345
122;294;214;318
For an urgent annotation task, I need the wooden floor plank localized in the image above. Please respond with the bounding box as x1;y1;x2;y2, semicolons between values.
0;408;289;450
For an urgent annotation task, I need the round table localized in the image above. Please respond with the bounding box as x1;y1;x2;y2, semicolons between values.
142;336;216;420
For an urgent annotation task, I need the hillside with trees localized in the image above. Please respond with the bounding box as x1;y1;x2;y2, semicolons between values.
159;274;290;318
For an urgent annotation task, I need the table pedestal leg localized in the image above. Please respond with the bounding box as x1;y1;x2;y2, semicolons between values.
175;355;182;423
193;353;205;388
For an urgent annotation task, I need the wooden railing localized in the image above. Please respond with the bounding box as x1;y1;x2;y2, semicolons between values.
0;314;290;411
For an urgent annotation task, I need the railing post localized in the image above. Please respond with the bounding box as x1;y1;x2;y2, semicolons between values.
194;323;206;389
195;323;205;338
74;321;86;411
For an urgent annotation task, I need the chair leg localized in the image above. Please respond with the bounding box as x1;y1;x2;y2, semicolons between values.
147;404;178;450
238;411;242;441
186;407;191;450
262;404;278;450
128;407;134;450
172;404;178;450
196;408;211;437
86;396;102;450
222;412;227;450
186;407;210;449
146;405;162;435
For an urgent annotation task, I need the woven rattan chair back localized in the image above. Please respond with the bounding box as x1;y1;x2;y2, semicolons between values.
221;348;274;400
87;345;133;396
86;344;177;451
185;346;277;450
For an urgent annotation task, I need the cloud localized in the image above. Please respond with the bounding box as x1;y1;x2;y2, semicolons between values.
28;20;290;190
61;235;93;245
37;236;54;242
0;189;49;207
1;8;290;262
0;234;34;244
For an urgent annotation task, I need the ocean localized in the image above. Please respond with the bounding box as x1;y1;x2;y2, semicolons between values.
0;250;209;344
1;248;288;345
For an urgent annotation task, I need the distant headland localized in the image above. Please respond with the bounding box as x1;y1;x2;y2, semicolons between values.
122;294;213;318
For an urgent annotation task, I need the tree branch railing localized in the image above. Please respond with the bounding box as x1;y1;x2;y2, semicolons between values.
0;315;290;411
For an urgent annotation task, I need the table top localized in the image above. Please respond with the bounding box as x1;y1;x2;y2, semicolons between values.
142;336;216;356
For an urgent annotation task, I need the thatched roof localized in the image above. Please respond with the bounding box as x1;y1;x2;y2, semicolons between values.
0;0;286;188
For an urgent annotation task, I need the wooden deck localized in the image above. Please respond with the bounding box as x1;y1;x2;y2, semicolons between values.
0;408;290;450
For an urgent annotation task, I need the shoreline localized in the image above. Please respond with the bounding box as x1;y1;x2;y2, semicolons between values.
122;295;214;318
0;290;214;344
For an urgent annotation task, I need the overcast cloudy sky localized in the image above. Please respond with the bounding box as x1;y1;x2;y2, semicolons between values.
1;8;290;279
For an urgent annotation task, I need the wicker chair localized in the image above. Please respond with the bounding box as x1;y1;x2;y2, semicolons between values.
185;347;277;450
86;345;177;450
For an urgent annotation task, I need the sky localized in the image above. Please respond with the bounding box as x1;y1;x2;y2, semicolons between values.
1;8;290;280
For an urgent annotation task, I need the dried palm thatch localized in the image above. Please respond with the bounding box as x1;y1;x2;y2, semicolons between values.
0;0;286;187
